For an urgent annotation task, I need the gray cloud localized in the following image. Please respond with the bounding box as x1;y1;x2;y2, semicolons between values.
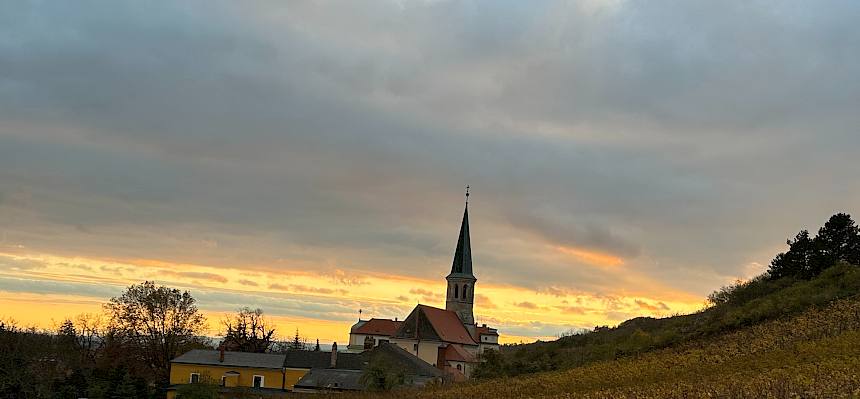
1;0;859;313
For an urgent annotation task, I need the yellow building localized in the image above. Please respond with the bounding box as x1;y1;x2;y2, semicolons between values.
166;349;290;398
167;346;365;398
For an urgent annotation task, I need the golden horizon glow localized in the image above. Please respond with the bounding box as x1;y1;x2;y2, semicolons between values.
0;249;706;344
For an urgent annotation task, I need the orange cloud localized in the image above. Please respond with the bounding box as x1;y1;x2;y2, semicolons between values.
163;271;228;283
635;299;670;313
268;283;347;296
555;246;625;267
514;301;539;309
556;305;587;315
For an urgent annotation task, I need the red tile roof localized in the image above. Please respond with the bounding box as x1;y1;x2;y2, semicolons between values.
418;305;476;345
443;344;477;363
470;324;499;342
475;325;498;336
352;318;402;336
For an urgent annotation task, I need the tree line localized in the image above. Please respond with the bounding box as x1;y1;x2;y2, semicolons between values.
0;281;319;399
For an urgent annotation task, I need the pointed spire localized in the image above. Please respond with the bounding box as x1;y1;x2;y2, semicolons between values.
450;187;473;276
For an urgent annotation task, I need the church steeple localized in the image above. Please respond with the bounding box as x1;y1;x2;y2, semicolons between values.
446;186;476;325
450;203;473;276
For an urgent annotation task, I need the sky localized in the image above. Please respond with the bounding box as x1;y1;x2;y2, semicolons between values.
1;0;859;344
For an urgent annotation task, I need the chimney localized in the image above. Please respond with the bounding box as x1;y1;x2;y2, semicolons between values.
330;342;338;368
219;346;225;363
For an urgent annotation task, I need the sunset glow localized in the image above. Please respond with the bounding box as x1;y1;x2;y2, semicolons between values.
3;0;858;349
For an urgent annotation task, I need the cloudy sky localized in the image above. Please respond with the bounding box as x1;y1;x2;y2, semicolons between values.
1;0;859;343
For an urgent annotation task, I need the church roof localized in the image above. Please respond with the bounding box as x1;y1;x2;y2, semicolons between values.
393;304;476;346
443;344;477;363
449;205;473;277
351;318;402;336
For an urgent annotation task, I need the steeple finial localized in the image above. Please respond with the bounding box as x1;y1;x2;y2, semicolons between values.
465;185;470;205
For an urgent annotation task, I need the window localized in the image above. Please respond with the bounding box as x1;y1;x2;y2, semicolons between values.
454;284;459;298
413;343;418;352
463;284;468;299
220;376;226;386
252;375;264;388
456;364;462;371
189;373;200;384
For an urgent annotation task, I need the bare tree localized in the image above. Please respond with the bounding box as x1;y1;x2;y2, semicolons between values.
75;312;104;363
104;281;207;383
221;307;276;353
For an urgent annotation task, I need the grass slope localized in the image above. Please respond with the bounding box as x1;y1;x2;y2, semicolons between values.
326;296;860;398
486;263;860;376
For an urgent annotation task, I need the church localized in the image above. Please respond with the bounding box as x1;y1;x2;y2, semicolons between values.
346;195;499;380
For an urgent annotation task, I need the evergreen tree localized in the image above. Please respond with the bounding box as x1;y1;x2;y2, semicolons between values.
768;213;860;280
314;338;321;351
288;329;306;351
815;213;860;269
769;230;816;279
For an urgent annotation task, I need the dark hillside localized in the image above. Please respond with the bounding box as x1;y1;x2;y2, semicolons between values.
324;295;860;398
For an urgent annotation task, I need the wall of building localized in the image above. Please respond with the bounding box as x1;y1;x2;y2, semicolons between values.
168;363;288;390
347;333;393;352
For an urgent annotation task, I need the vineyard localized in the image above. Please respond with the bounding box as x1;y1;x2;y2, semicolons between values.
327;296;860;398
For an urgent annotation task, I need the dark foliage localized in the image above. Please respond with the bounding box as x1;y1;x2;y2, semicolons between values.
220;307;276;353
769;213;860;279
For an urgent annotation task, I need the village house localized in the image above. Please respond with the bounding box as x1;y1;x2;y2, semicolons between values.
166;345;362;397
293;342;443;393
167;342;442;396
347;195;500;380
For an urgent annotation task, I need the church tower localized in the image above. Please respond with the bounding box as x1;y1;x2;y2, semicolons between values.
446;187;476;325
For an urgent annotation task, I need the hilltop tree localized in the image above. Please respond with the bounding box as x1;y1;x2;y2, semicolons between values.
769;230;816;279
221;307;276;353
104;281;207;383
815;213;860;268
769;213;860;280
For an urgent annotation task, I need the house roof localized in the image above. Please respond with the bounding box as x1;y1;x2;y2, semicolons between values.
351;318;402;336
443;344;477;363
448;205;474;277
294;369;364;391
366;343;443;378
471;324;499;342
393;305;476;345
284;350;365;370
171;350;286;369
